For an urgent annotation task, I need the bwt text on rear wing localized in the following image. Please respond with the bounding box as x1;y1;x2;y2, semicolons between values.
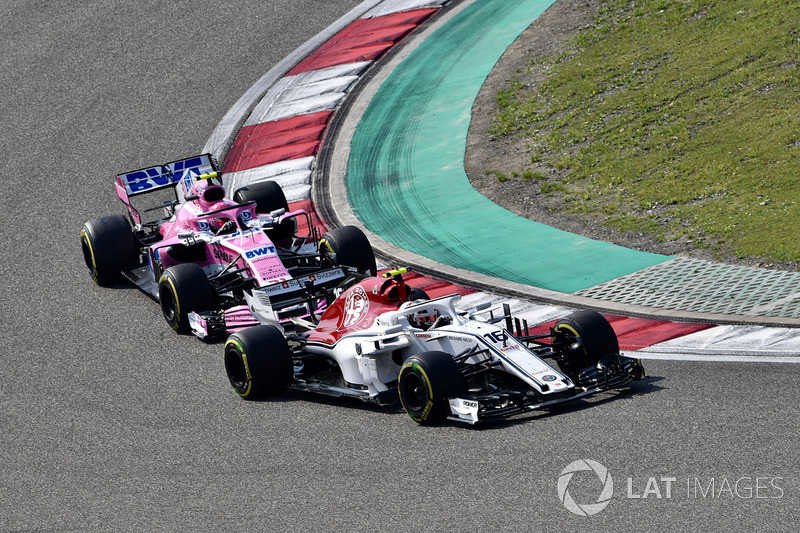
114;153;218;225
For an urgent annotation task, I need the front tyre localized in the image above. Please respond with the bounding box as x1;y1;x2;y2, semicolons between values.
80;215;137;286
224;325;293;400
553;310;620;379
398;351;466;425
319;225;377;276
158;263;216;334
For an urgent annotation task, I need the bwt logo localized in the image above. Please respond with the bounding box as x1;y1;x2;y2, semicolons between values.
124;157;207;193
245;246;276;259
124;167;171;192
557;460;614;516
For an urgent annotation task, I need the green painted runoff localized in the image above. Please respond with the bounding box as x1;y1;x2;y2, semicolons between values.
346;0;670;293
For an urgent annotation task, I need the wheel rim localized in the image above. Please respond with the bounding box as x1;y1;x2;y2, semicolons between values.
81;235;101;281
400;371;428;413
159;285;178;323
225;347;248;391
80;238;94;272
553;324;579;344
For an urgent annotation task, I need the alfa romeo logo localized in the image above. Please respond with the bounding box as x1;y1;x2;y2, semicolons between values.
342;285;369;328
557;459;614;516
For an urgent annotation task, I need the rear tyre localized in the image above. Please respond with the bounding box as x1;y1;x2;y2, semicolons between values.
80;215;138;286
407;287;430;302
398;351;466;425
553;310;619;379
233;181;294;243
233;181;289;214
224;325;293;400
319;226;377;275
158;263;216;334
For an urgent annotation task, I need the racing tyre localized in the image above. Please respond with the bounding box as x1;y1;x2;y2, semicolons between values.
158;263;216;334
553;310;620;379
407;287;430;301
224;325;293;400
398;350;467;425
233;181;294;243
319;226;377;275
233;181;289;213
80;215;138;286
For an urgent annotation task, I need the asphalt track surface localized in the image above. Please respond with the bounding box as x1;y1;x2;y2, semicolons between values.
2;1;799;531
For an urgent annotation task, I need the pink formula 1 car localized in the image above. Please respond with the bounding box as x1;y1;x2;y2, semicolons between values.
81;154;376;339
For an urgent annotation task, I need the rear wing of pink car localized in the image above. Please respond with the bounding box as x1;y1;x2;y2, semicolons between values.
115;153;217;225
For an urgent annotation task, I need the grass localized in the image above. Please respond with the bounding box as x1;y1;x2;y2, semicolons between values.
486;169;511;182
490;0;800;264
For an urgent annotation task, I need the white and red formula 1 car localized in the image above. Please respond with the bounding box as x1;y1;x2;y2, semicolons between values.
224;269;646;425
81;154;376;339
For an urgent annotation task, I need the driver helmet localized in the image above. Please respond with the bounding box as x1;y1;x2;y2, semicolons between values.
408;306;440;329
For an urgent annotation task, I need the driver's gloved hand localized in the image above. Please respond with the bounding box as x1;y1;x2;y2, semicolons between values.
216;220;237;235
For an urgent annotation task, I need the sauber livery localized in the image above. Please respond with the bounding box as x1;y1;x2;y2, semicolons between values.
224;270;646;425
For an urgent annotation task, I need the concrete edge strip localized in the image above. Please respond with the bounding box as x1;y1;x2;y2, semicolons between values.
628;352;800;364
